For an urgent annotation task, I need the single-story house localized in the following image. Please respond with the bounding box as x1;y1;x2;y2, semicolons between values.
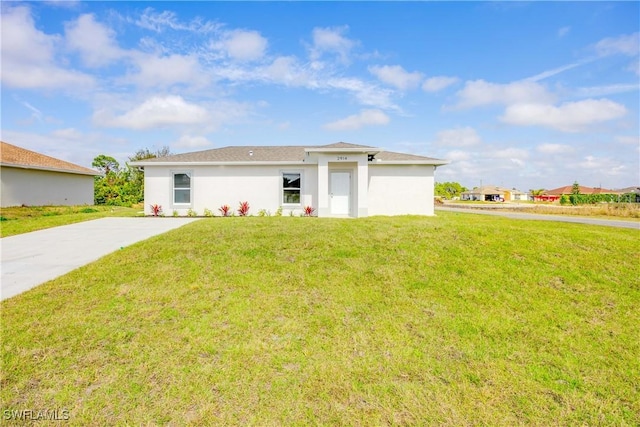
0;141;100;207
534;184;619;202
130;142;448;217
460;185;527;202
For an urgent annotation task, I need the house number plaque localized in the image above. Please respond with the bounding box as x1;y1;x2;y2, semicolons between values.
337;156;348;160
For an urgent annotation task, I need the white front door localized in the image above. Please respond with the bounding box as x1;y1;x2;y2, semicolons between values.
330;171;351;215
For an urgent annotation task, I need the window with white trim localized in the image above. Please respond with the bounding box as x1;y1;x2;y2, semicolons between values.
282;172;301;205
173;172;191;205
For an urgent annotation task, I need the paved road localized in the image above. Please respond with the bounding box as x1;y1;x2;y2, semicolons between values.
1;217;199;301
436;206;640;230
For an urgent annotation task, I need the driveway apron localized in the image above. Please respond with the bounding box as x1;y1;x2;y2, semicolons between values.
1;217;199;301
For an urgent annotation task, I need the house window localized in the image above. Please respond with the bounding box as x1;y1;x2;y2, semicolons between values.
173;172;191;204
282;172;301;205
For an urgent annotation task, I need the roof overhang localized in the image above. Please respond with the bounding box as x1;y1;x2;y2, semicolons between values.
305;147;382;154
0;162;100;176
129;161;308;167
370;159;450;166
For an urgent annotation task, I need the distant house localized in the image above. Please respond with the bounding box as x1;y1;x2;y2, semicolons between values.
0;141;99;207
460;185;527;202
615;186;640;203
535;185;620;202
130;142;449;217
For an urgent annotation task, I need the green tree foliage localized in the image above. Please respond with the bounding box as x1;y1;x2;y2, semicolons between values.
93;147;171;206
572;181;581;195
435;182;468;199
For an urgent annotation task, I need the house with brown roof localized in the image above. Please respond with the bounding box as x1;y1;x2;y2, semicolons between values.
130;142;448;217
0;141;99;207
534;184;620;202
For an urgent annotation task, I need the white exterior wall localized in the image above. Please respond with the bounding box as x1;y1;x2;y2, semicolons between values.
143;164;318;216
0;166;95;207
367;164;435;216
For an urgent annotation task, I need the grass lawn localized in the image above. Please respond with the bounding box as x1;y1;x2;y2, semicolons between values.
1;212;638;425
0;205;143;237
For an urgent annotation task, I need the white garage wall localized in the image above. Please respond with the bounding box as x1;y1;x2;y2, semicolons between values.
368;165;435;216
0;167;95;207
143;164;318;216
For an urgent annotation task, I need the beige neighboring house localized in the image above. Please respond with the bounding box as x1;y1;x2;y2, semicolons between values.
461;185;528;202
0;141;99;207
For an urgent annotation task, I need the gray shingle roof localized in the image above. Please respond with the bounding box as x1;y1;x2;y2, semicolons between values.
135;142;445;164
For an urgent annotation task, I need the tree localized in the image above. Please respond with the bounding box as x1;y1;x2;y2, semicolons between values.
571;181;581;195
92;155;120;175
93;147;172;206
435;181;468;199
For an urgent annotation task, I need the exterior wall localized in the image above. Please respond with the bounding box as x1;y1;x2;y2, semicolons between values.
367;165;435;216
0;166;95;207
143;164;318;216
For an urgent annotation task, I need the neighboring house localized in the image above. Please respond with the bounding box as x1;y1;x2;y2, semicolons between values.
535;184;620;202
0;141;99;207
460;185;527;202
615;186;640;203
130;142;449;217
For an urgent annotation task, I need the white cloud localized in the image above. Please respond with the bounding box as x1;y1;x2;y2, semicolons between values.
594;32;640;57
435;127;481;147
326;77;398;111
323;109;390;131
574;83;640;98
309;26;357;63
558;26;571;38
369;65;422;91
223;30;268;61
123;53;206;88
500;98;627;132
0;5;94;89
445;150;472;161
536;143;574;154
174;135;212;148
93;96;209;130
65;14;123;67
135;8;218;33
453;79;555;109
494;147;529;160
422;76;459;92
616;135;639;145
51;128;83;140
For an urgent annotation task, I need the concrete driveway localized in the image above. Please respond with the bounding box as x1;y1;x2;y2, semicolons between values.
1;217;199;301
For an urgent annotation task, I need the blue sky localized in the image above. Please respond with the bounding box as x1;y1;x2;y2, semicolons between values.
1;1;638;191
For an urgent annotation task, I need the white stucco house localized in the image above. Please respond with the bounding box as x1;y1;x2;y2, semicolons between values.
0;141;99;207
131;142;448;217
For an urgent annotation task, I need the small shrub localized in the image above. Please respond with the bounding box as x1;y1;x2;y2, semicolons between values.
219;205;231;217
0;216;7;222
187;208;197;217
204;208;214;217
150;204;163;217
172;210;179;217
275;206;283;217
303;206;316;217
559;195;569;206
258;209;270;217
238;201;250;217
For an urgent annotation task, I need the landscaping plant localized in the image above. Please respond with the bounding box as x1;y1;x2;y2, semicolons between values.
149;204;163;217
237;201;250;217
218;205;231;217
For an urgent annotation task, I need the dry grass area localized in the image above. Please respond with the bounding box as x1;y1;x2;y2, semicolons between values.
526;203;640;218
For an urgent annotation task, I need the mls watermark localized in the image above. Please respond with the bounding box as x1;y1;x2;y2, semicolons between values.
2;408;70;421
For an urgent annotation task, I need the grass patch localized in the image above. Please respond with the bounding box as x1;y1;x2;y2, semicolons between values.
0;205;142;237
1;213;638;424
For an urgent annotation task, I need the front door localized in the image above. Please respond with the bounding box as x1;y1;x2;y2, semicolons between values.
330;171;351;215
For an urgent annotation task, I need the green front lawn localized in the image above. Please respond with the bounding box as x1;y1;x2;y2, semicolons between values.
0;205;143;237
1;213;638;425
